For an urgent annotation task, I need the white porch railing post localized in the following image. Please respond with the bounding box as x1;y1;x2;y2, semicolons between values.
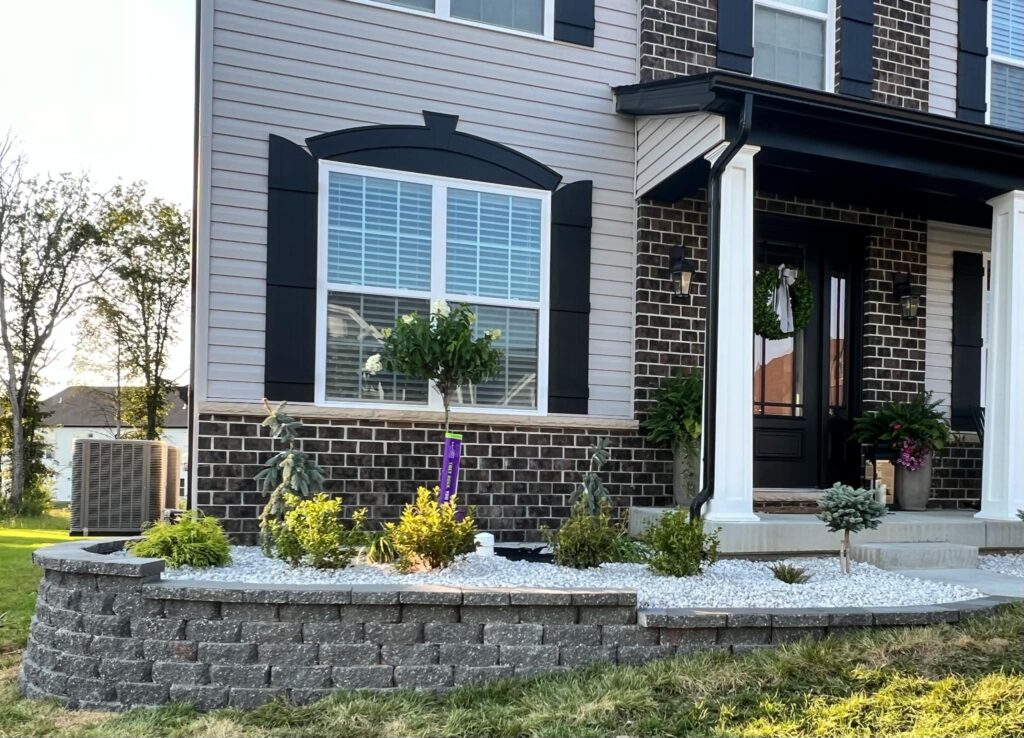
704;143;760;522
977;190;1024;521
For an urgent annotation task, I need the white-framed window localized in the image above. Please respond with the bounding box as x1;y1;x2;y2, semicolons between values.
355;0;554;39
753;0;836;91
314;161;550;415
989;0;1024;131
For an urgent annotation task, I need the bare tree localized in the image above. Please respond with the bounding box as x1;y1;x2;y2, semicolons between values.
0;136;103;513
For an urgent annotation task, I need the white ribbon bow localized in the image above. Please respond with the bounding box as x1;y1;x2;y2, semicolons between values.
770;264;798;334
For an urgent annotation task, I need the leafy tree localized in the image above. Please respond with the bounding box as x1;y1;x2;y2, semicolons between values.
0;136;103;513
367;300;503;435
817;483;887;574
0;385;53;516
85;184;189;440
120;385;171;440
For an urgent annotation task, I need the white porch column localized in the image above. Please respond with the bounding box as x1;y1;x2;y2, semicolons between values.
977;190;1024;521
704;143;760;522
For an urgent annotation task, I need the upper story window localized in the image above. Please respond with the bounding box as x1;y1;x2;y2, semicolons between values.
753;0;834;91
371;0;551;38
990;0;1024;131
316;162;549;413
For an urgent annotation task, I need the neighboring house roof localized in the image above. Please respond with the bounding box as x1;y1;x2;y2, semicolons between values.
41;386;189;429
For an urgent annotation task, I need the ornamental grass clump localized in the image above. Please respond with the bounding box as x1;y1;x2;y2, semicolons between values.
127;510;230;568
817;482;887;574
643;508;719;577
385;486;477;572
769;562;811;584
268;493;368;570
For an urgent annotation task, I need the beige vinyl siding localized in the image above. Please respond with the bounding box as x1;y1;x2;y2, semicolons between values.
636;113;724;196
198;0;639;416
925;222;990;418
929;0;958;117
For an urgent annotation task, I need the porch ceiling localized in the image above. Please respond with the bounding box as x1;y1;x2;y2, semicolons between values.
616;72;1024;225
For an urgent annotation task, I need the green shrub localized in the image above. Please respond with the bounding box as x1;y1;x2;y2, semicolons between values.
548;502;620;569
386;486;477;572
268;493;368;570
15;478;53;517
126;511;230;568
769;562;810;584
643;508;719;577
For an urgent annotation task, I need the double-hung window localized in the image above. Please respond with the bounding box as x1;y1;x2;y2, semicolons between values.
372;0;551;37
753;0;835;91
316;163;549;414
990;0;1024;131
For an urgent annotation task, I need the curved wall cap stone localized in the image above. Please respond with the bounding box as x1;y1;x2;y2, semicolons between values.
31;538;163;578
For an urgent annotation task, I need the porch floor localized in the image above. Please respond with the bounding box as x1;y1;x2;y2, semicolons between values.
628;508;1024;556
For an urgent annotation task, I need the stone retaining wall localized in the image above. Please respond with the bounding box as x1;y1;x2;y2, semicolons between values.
19;539;1011;711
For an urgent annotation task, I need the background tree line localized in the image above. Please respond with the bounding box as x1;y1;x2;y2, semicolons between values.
0;135;190;515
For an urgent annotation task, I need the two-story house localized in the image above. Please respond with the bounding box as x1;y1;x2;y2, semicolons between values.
190;0;1024;544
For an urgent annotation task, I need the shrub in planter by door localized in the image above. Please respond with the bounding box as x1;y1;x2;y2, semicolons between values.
126;510;230;568
269;493;368;570
817;483;886;574
644;508;719;577
643;371;702;505
385;486;477;572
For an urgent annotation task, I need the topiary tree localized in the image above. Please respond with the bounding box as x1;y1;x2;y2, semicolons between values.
817;483;887;574
256;400;327;555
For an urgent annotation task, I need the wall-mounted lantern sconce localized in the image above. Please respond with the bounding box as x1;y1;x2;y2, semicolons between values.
892;273;923;320
669;246;697;298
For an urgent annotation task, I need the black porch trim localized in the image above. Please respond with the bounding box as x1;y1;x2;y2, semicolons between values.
306;111;562;191
615;72;1024;210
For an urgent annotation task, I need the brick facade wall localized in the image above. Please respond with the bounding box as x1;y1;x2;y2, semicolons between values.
639;0;716;81
195;415;674;545
931;436;983;509
873;0;931;110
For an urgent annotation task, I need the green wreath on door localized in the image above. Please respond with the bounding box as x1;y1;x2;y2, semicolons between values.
753;266;814;340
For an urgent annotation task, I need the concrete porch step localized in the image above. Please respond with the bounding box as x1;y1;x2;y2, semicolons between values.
850;542;979;570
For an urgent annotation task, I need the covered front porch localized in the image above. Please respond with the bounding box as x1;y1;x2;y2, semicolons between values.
617;72;1024;526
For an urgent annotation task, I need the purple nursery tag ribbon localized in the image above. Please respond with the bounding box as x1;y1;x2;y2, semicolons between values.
438;432;463;504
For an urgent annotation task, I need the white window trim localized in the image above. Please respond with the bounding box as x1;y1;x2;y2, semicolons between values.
753;0;837;93
346;0;555;41
314;160;551;417
985;0;1024;125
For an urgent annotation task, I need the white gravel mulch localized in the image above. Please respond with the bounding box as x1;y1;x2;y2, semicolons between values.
979;553;1024;579
157;547;983;610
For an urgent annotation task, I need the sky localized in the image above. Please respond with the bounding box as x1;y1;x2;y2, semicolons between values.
0;0;195;397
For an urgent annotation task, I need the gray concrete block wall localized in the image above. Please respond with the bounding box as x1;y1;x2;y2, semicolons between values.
18;539;1010;712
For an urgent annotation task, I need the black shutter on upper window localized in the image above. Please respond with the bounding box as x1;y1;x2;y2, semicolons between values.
951;251;985;431
264;135;318;403
717;0;754;74
838;0;875;98
547;181;592;415
554;0;595;46
958;0;989;122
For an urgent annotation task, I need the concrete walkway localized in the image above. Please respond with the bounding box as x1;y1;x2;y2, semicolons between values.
900;568;1024;599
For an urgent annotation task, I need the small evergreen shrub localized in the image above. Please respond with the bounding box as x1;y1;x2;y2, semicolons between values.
269;493;367;570
127;511;230;568
386;486;477;572
644;509;719;577
548;501;640;569
569;438;613;516
769;562;810;584
818;482;887;574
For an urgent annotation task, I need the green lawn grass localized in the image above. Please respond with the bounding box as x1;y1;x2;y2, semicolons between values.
0;510;74;654
0;514;1021;737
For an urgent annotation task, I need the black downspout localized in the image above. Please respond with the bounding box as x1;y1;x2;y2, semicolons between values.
689;93;754;520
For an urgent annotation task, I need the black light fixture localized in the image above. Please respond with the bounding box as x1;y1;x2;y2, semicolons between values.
669;246;697;298
892;273;923;320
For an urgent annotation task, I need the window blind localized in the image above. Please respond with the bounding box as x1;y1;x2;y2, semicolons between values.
993;0;1024;59
991;62;1024;131
753;6;826;90
450;0;544;33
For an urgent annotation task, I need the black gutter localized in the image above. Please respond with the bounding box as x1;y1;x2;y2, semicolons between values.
689;92;753;521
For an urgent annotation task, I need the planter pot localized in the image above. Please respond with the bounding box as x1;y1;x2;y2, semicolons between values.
672;444;700;507
894;455;933;511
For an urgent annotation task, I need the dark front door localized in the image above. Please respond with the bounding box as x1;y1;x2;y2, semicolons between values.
753;215;863;489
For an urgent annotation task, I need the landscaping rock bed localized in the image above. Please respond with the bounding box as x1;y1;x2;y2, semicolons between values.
980;553;1024;578
20;538;1010;712
160;546;983;609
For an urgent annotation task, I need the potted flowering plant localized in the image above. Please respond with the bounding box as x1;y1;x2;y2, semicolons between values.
853;393;951;511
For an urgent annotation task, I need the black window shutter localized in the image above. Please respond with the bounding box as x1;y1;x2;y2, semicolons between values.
958;0;989;122
264;135;318;402
548;181;592;414
554;0;594;46
838;0;874;98
717;0;754;74
951;251;984;431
